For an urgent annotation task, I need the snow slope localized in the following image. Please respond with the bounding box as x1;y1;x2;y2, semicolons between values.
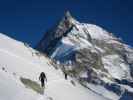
0;33;108;100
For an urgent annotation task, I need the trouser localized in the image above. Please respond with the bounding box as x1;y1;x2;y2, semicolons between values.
41;79;45;88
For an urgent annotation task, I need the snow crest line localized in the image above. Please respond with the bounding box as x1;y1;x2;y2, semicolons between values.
0;49;42;68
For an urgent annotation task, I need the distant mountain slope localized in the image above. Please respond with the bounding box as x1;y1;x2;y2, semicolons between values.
36;11;133;100
0;33;109;100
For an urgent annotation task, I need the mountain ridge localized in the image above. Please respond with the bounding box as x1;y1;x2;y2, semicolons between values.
36;12;133;99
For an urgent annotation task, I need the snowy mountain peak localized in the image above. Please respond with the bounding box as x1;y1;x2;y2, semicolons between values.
36;12;133;100
36;12;114;56
64;11;73;20
62;11;80;26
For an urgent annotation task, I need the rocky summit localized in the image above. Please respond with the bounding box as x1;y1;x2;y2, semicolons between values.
36;11;133;100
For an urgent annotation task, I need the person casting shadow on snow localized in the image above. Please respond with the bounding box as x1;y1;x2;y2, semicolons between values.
39;72;47;88
64;72;68;80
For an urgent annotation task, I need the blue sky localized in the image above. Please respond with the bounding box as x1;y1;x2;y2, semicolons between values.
0;0;133;47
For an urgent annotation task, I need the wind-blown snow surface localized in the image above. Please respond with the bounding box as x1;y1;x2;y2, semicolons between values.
0;33;108;100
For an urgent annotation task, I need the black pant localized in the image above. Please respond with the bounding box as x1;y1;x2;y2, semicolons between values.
41;79;45;87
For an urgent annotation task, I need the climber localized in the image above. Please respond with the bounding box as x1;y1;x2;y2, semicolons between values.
87;69;93;82
39;72;47;88
63;71;68;80
65;73;68;80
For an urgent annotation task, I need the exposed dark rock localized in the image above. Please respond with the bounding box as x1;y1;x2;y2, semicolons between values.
104;83;123;96
120;90;133;100
75;49;104;71
36;11;74;55
115;79;133;88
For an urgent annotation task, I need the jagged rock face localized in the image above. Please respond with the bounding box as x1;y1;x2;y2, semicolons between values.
36;11;74;55
36;12;133;98
75;49;104;71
